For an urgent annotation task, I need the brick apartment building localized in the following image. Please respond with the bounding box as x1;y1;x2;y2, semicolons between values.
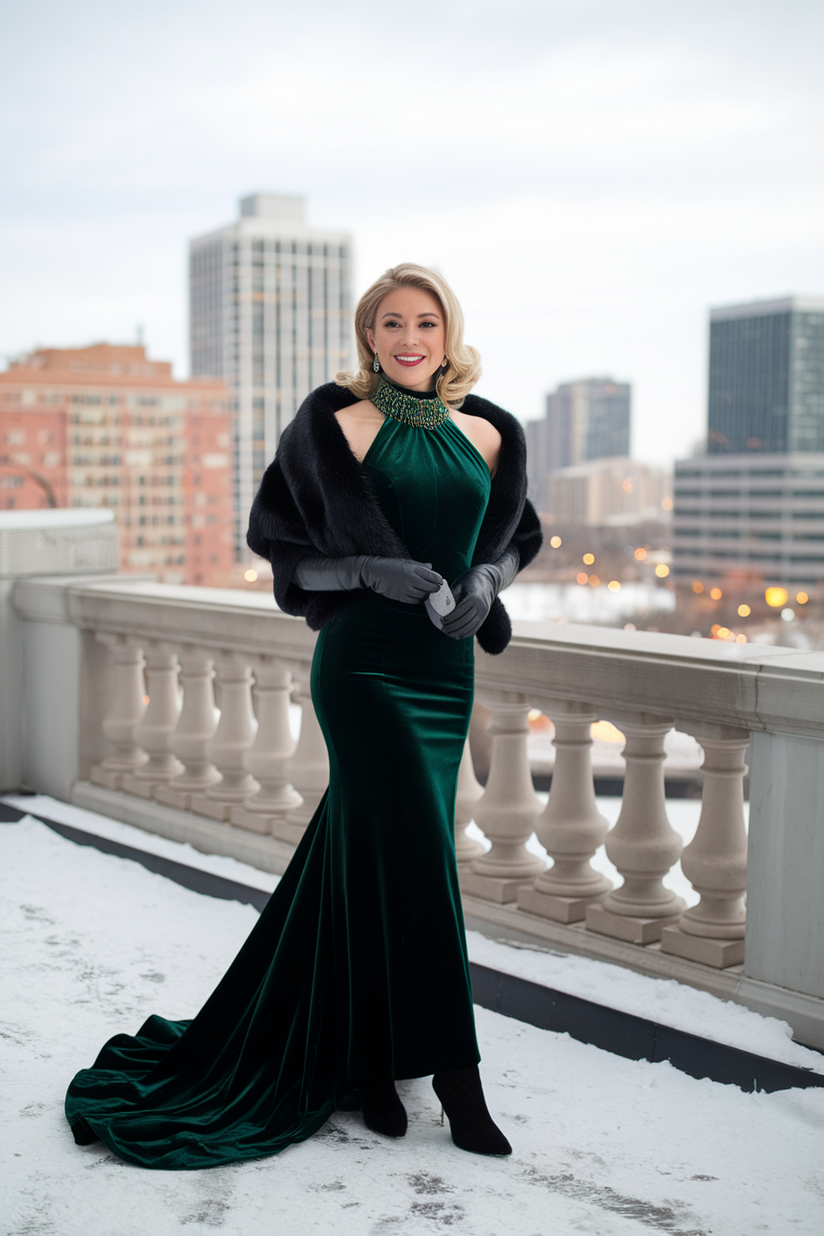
0;344;234;586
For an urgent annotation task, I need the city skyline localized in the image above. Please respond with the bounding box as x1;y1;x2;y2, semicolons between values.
2;0;823;468
526;377;631;509
0;343;234;585
672;297;824;588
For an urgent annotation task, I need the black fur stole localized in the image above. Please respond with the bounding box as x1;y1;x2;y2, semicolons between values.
247;383;542;655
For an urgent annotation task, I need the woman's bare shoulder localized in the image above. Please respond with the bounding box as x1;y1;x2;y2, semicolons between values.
450;408;502;474
334;398;383;425
452;409;502;446
334;399;385;462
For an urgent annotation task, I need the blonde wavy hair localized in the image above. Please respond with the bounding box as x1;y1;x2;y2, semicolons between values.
336;264;481;407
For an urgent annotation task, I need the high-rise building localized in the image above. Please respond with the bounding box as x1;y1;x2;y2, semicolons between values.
672;454;824;587
0;344;234;586
189;194;353;556
673;295;824;588
526;378;631;510
708;296;824;454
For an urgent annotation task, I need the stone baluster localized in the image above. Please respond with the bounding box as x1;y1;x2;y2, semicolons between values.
191;654;259;822
155;647;221;811
459;695;546;903
283;674;329;840
454;737;486;863
231;658;302;837
661;727;750;967
518;699;612;923
89;634;148;790
586;712;685;943
121;642;184;798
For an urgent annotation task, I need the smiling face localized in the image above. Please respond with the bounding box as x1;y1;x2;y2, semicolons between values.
365;286;447;393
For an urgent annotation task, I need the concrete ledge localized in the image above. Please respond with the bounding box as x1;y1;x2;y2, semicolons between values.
0;509;117;578
66;579;317;663
469;963;824;1094
586;902;684;945
478;619;824;740
661;923;746;968
71;781;298;875
462;894;824;1052
458;869;534;904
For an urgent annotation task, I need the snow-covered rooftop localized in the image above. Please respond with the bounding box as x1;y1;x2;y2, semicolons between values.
3;807;824;1236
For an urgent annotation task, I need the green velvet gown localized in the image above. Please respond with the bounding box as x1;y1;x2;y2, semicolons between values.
65;412;492;1169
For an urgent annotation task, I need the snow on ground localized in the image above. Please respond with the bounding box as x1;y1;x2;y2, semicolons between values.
8;792;816;1072
466;933;824;1073
3;795;794;1066
2;816;824;1236
0;793;279;892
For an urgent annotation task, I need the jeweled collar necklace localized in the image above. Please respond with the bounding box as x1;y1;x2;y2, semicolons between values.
371;374;449;429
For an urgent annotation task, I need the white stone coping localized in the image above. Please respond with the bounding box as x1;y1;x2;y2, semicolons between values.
0;509;114;529
29;576;318;662
11;574;824;738
476;619;824;739
0;512;118;579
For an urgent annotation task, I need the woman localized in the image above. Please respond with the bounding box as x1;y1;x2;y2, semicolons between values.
65;264;542;1169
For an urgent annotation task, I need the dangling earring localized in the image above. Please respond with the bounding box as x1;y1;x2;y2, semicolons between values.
372;353;381;373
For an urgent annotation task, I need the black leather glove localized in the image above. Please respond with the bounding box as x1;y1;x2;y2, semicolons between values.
293;555;443;605
440;546;520;640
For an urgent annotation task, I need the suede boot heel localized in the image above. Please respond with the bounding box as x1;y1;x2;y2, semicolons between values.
359;1080;408;1138
432;1066;512;1156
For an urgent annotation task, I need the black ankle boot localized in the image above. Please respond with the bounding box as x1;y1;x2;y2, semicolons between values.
359;1080;408;1138
432;1066;512;1156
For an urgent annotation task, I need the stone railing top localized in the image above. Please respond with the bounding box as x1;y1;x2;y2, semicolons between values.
0;509;115;530
476;620;824;739
12;574;824;739
0;509;118;579
14;576;316;663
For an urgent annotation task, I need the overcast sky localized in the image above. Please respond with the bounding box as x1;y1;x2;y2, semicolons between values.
3;0;823;465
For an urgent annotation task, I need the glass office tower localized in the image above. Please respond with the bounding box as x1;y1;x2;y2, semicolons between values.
708;297;824;454
525;378;631;511
673;296;824;587
190;194;353;558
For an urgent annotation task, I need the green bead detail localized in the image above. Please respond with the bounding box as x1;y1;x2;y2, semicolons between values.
371;376;449;429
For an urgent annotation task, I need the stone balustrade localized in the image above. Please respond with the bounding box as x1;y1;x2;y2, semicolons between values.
8;573;824;1050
